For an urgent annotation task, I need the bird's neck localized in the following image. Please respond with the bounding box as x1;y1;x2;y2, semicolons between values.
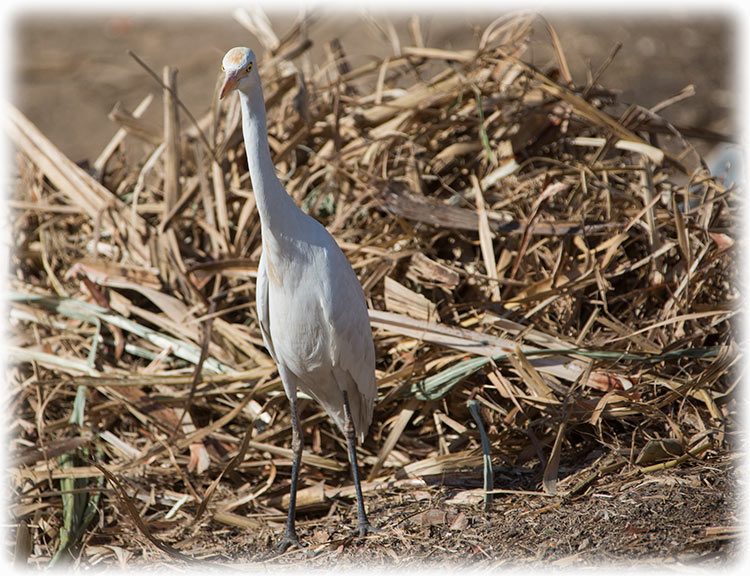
238;88;296;230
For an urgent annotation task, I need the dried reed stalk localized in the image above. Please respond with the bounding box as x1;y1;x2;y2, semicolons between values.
7;10;738;565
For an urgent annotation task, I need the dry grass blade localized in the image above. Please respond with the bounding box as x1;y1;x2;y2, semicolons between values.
384;276;437;321
7;11;738;564
106;100;163;146
508;346;555;400
367;399;418;481
245;440;346;472
542;404;569;495
571;136;664;164
543;18;573;85
91;462;193;562
358;72;462;126
401;450;484;479
94;93;154;178
194;424;253;521
473;174;501;302
401;46;475;62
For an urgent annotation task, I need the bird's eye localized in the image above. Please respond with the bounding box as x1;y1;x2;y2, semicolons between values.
247;63;253;73
221;65;225;72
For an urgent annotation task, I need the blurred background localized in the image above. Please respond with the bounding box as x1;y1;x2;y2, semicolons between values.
12;9;737;165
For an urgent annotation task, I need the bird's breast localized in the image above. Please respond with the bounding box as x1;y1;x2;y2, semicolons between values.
268;288;330;374
264;245;334;373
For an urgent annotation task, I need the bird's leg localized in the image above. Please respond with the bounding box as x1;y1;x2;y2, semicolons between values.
278;393;305;552
342;390;379;537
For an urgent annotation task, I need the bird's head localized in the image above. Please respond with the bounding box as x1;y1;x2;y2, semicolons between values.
219;47;259;99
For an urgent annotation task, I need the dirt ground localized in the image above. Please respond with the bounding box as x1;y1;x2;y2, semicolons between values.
87;449;741;569
208;455;741;568
8;7;744;570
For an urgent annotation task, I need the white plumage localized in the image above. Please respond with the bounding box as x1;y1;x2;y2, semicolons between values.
220;46;378;550
255;217;376;440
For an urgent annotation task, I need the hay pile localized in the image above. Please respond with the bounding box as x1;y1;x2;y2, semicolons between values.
7;11;739;566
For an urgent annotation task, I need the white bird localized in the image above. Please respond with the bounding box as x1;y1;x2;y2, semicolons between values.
220;47;378;551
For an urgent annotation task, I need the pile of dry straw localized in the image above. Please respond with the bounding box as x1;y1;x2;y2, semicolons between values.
7;11;739;565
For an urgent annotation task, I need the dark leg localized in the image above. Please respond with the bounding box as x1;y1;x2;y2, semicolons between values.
278;394;305;552
342;390;378;537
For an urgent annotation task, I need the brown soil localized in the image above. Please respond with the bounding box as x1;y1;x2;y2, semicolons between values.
8;9;743;570
196;456;740;568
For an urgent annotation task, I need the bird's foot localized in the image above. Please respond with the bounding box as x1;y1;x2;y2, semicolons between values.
277;530;305;553
353;519;381;538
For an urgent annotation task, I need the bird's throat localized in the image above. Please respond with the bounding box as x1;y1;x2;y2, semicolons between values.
238;89;295;229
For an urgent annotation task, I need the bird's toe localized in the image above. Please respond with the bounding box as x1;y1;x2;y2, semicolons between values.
355;520;381;538
277;531;305;553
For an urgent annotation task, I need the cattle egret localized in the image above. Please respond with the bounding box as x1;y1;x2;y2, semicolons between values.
220;47;378;551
